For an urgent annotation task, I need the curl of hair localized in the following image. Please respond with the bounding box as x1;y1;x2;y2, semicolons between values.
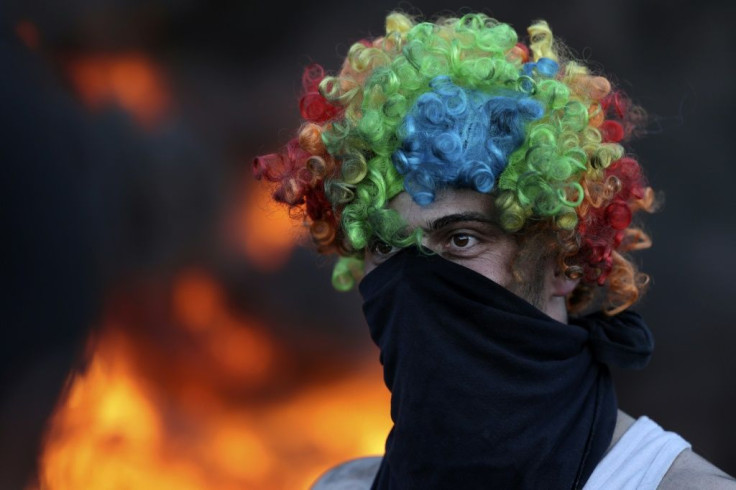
391;76;544;204
252;64;345;254
300;64;344;123
254;11;657;314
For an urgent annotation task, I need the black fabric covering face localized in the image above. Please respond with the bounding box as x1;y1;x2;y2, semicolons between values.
359;247;654;490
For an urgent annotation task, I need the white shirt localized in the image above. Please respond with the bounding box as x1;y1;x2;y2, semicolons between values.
583;416;690;489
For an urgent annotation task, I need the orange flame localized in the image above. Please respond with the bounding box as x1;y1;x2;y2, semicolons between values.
171;267;277;385
36;270;389;490
227;182;307;271
66;53;170;128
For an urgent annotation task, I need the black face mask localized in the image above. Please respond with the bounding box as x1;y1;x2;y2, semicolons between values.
359;247;653;490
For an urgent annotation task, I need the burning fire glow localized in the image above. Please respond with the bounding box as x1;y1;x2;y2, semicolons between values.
229;181;307;271
65;53;170;128
35;270;390;490
37;38;384;490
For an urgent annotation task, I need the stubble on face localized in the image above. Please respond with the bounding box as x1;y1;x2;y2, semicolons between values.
366;189;557;313
507;245;551;312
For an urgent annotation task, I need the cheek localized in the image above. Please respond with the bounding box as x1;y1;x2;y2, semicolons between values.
363;261;376;276
452;240;518;287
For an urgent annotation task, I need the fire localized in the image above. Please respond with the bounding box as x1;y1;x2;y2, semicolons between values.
35;41;381;490
65;53;170;128
35;270;390;490
228;182;307;271
171;267;277;385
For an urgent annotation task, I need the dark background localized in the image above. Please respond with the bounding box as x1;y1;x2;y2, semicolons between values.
2;0;735;487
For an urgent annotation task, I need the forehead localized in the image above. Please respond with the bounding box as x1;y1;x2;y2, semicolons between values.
389;188;496;229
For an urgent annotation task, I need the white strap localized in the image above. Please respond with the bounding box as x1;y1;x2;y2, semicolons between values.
583;416;691;490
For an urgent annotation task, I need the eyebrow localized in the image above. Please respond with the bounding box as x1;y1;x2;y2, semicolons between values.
424;212;498;232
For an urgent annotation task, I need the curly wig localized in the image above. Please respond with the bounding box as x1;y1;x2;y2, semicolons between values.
253;11;655;315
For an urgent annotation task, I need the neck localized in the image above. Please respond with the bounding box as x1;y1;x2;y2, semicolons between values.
545;295;569;323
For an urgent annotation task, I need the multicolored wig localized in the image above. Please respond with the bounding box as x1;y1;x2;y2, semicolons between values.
253;11;655;315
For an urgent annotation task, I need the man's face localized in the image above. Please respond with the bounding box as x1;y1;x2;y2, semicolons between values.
364;188;518;287
363;188;573;322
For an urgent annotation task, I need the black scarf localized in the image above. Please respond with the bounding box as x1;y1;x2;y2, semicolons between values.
359;247;653;489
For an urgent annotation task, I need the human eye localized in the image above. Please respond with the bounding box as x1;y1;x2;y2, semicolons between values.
449;233;476;248
371;240;398;256
366;239;400;265
445;232;479;253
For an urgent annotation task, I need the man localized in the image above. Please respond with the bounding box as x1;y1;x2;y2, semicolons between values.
254;11;735;489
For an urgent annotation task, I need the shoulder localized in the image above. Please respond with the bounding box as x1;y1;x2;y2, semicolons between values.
310;456;381;490
587;412;736;490
658;448;736;490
